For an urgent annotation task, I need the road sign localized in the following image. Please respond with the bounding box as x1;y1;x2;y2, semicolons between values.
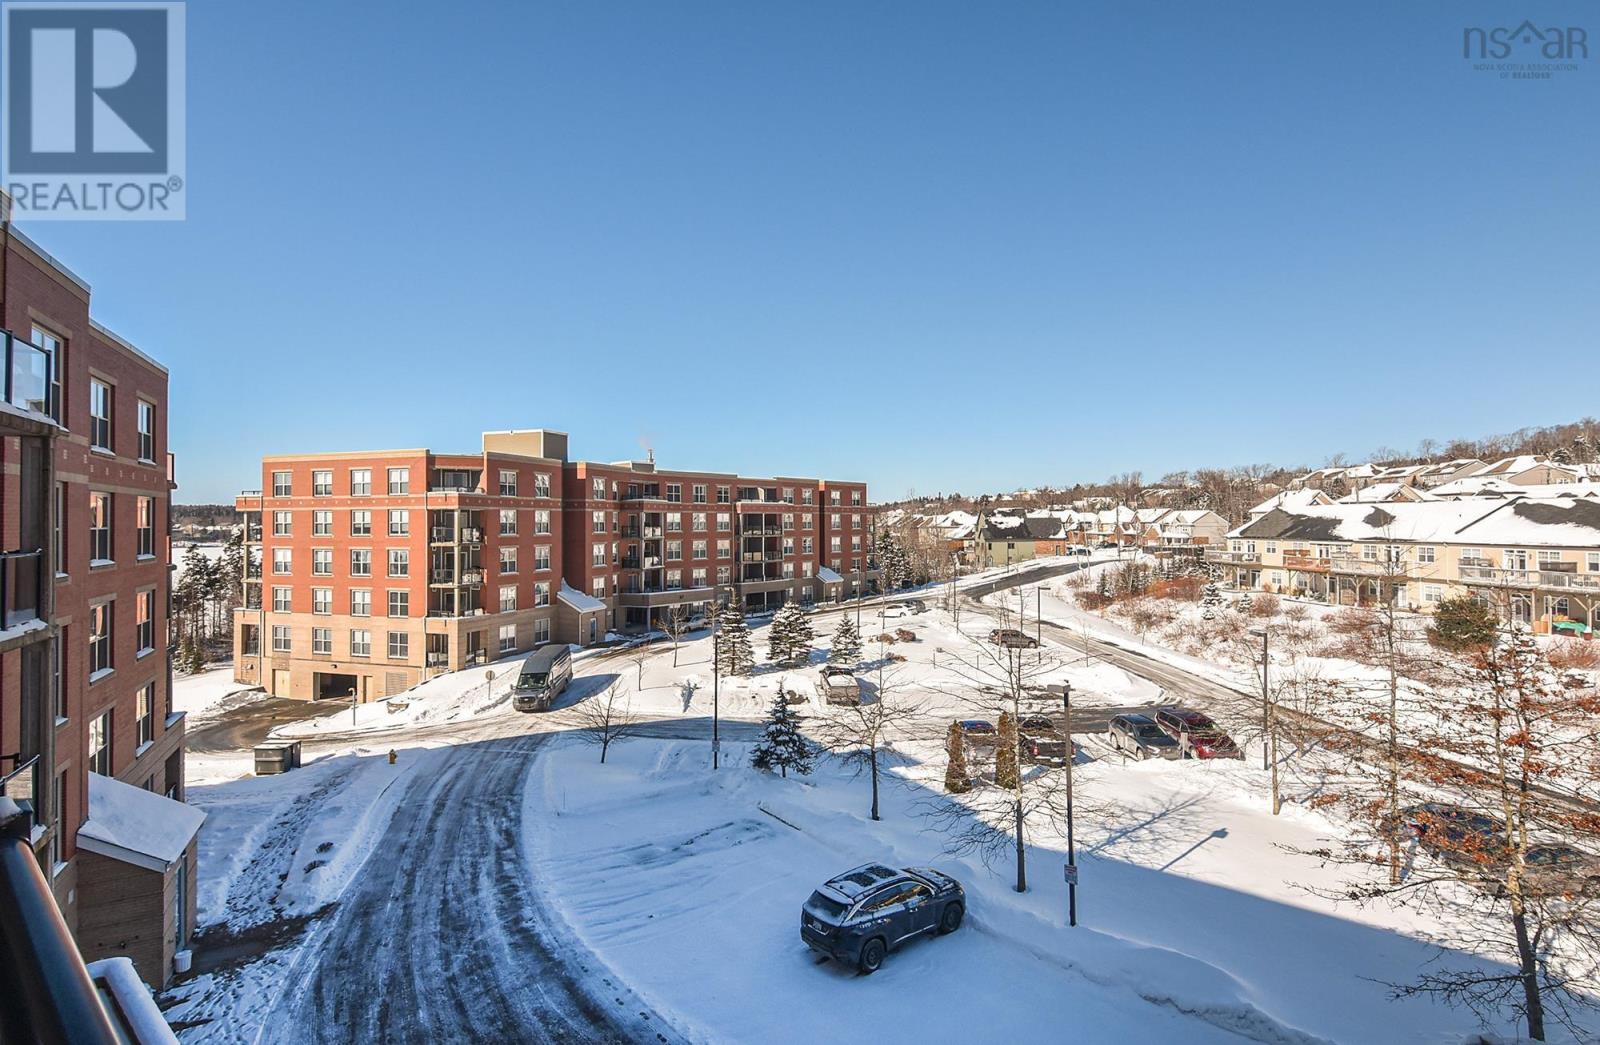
1063;863;1078;886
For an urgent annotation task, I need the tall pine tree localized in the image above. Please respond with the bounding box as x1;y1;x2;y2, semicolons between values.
995;711;1020;789
944;721;972;794
829;614;863;667
715;593;754;677
750;693;814;778
767;602;813;667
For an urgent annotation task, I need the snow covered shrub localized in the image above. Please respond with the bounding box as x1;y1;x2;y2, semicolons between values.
1249;594;1281;618
1548;638;1600;671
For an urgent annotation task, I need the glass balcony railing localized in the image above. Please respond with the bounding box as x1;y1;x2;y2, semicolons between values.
3;333;52;419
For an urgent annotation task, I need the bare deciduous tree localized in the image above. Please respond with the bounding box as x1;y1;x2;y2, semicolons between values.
814;668;927;821
573;681;640;763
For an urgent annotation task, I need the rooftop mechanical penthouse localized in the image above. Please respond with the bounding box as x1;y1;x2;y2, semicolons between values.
233;430;879;702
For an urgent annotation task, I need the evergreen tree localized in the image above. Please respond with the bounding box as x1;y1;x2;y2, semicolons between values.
767;602;813;667
750;693;814;777
829;614;863;667
1550;445;1573;465
1200;580;1224;621
715;594;755;677
1572;432;1595;465
944;721;972;794
995;710;1020;790
1429;594;1498;651
879;528;913;590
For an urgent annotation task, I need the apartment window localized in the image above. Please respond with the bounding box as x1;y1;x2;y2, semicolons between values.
313;588;332;614
89;379;113;451
802;489;813;505
1264;541;1277;555
717;540;731;559
782;487;794;504
388;590;410;617
388;467;410;494
271;586;291;612
534;510;551;534
499;469;518;495
691;512;707;532
53;483;66;575
273;470;292;497
137;496;155;557
851;491;862;506
350;468;372;496
593;578;606;599
801;537;813;555
592;543;605;567
89;602;113;676
783;538;795;557
1424;584;1443;604
273;510;292;536
535;546;551;571
351;509;372;536
32;326;64;423
534;473;551;498
499;509;518;536
310;469;332;496
1418;546;1436;565
592;511;606;534
500;547;518;574
692;567;707;587
389;509;410;536
499;585;517;613
692;484;707;503
717;566;731;584
664;512;680;533
312;628;332;655
534;582;550;607
351;549;372;576
593;476;605;498
717;513;730;532
1538;550;1565;568
388;549;410;577
137;684;154;748
831;491;841;506
533;618;551;644
851;537;862;553
89;711;112;776
831;537;842;554
666;483;682;503
313;510;332;536
89;492;112;563
692;540;707;560
273;548;293;574
1589;552;1600;573
667;540;682;561
851;514;862;531
136;591;154;654
499;624;517;653
800;513;812;531
137;400;156;461
313;549;333;576
831;513;841;530
388;631;409;660
782;513;794;532
350;630;371;657
666;569;682;589
351;589;371;617
272;625;291;652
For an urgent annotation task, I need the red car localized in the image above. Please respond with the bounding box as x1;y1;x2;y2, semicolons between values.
1153;707;1241;760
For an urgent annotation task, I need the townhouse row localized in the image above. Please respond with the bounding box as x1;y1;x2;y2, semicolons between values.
1211;496;1600;629
232;430;878;702
0;216;194;989
906;505;1229;567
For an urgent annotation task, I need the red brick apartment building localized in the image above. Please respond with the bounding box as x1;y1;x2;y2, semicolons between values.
233;430;878;701
0;217;196;989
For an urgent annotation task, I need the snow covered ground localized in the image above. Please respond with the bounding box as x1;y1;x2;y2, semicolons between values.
163;558;1597;1043
172;665;260;721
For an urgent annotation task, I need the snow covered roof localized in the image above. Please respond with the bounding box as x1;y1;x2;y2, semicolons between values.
1248;489;1332;516
78;773;205;874
1334;482;1436;504
817;566;844;583
558;581;605;613
1231;497;1600;548
1478;454;1579;480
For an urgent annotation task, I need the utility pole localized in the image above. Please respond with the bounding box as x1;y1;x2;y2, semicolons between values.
1251;626;1279;814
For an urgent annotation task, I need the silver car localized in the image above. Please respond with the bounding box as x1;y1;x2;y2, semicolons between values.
1108;713;1181;760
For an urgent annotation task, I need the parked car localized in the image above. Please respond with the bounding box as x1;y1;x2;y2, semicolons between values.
800;864;966;973
904;599;929;614
988;628;1039;650
1522;844;1600;895
1107;713;1181;760
512;644;573;712
956;719;998;762
1019;715;1073;766
1152;707;1241;760
1385;802;1507;869
879;604;910;619
820;666;862;706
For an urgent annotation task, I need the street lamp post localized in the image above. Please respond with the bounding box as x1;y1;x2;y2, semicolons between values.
1250;626;1279;814
1051;682;1077;927
712;588;724;770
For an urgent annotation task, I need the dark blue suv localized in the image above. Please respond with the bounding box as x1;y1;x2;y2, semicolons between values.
800;863;965;973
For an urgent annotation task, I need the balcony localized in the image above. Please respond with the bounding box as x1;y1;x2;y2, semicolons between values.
641;526;664;538
1;332;52;420
1458;565;1600;592
741;525;783;537
0;549;45;633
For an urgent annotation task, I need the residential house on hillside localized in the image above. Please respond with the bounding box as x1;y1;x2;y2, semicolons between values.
1141;509;1228;553
1247;489;1334;521
1474;455;1583;486
1334;482;1436;504
1211;497;1600;629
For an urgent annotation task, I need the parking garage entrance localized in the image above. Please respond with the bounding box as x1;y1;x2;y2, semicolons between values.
314;672;359;701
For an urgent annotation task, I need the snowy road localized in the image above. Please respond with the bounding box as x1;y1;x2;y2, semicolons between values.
255;728;680;1044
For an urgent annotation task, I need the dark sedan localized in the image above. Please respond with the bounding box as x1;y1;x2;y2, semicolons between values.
801;864;966;974
1019;715;1074;766
1153;707;1242;760
1386;802;1507;869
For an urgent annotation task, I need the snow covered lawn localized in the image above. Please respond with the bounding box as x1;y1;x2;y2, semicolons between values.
172;665;263;721
528;731;1530;1044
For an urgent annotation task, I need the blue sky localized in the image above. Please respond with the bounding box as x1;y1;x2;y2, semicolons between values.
26;1;1599;503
